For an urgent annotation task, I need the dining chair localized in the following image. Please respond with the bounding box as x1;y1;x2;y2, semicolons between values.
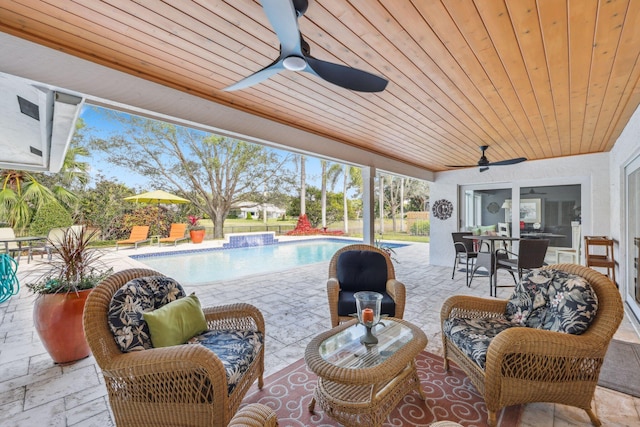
555;225;581;264
495;238;550;290
451;232;479;287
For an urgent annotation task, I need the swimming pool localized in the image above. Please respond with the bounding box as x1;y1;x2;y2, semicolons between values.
131;239;406;284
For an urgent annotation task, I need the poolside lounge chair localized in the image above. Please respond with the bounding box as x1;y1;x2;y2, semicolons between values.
0;227;20;258
30;225;85;261
158;223;189;246
116;226;151;250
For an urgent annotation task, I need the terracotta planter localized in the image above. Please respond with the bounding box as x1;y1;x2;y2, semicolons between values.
33;289;92;364
190;229;205;244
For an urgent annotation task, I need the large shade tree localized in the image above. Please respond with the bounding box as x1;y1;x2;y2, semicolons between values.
91;113;294;238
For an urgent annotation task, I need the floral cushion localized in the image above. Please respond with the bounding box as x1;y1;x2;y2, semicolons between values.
443;316;517;369
108;276;186;352
505;269;598;334
190;329;264;395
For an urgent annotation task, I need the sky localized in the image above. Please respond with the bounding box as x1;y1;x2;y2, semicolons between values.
79;104;332;193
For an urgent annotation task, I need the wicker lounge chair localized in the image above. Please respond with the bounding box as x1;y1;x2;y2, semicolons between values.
115;225;151;250
441;264;623;427
158;223;189;246
327;244;405;328
83;268;267;427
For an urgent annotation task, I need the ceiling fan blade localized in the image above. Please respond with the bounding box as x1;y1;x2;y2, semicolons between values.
479;167;490;172
306;57;388;92
223;59;284;91
488;157;527;166
444;164;477;168
261;0;302;55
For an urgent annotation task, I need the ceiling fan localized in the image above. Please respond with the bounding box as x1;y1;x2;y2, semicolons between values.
446;145;526;172
521;188;547;196
223;0;388;93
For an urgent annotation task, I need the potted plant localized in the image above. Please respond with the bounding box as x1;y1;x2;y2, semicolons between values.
188;215;206;244
26;227;112;364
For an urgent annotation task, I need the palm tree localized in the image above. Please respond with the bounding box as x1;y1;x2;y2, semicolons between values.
326;164;355;233
320;161;343;230
321;160;327;229
299;155;306;216
0;120;89;232
379;175;385;234
400;177;405;232
0;170;58;232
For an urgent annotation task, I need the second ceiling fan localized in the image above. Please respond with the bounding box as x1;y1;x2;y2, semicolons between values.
446;145;526;172
224;0;388;93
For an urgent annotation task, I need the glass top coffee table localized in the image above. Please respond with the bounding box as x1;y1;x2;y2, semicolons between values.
304;318;428;427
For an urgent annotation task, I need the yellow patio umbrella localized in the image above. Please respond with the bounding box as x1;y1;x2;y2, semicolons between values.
123;190;191;236
123;190;190;205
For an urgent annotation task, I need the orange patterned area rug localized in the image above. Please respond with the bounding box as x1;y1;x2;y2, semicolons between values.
242;351;522;426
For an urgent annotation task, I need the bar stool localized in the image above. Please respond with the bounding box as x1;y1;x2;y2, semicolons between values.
584;236;616;285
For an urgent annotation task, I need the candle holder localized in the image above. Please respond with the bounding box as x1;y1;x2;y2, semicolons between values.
354;291;383;345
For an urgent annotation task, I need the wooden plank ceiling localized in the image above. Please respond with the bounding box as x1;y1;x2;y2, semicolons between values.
1;0;639;172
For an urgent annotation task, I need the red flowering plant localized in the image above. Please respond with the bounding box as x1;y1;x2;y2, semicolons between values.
187;215;205;231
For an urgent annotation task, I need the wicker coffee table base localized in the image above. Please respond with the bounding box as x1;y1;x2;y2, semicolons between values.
309;361;426;427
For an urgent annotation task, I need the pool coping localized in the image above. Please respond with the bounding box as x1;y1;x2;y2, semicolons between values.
129;236;408;260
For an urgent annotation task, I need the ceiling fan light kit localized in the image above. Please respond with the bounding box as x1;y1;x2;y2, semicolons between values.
282;56;306;71
445;145;526;172
224;0;388;93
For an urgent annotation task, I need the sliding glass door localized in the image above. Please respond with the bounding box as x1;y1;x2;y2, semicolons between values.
625;155;640;321
459;184;581;250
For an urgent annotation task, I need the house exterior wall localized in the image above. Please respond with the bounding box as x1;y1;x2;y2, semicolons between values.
429;152;610;268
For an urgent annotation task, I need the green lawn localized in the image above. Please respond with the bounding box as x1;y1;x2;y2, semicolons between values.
219;218;430;243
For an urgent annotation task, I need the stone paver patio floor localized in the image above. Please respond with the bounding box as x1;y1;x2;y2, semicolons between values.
1;239;639;426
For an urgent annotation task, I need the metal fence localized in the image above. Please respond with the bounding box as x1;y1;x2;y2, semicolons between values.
221;224;297;235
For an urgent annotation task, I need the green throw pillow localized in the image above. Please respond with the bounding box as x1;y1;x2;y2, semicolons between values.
143;294;208;348
479;224;497;234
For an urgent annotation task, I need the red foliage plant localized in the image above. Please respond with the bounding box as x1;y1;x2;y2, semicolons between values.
286;214;344;236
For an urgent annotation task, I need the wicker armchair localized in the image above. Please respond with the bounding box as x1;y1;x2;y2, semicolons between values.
228;403;278;427
327;244;405;328
83;268;268;427
440;264;623;427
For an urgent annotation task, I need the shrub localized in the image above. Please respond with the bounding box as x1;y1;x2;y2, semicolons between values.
410;220;430;236
246;212;253;220
29;203;73;235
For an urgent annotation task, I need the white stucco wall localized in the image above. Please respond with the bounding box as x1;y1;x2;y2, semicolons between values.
429;152;610;267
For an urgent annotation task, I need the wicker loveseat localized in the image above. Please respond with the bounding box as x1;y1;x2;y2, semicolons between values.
441;264;623;427
83;268;270;427
327;244;405;328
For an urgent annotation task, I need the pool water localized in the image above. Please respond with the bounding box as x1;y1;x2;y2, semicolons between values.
131;239;405;284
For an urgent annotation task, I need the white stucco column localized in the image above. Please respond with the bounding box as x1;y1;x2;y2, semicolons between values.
362;166;376;244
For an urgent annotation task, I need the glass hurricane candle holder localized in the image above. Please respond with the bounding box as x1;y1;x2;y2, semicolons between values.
354;291;383;345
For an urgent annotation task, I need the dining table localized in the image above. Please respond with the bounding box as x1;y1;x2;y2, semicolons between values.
520;232;566;239
0;235;46;263
464;234;520;297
